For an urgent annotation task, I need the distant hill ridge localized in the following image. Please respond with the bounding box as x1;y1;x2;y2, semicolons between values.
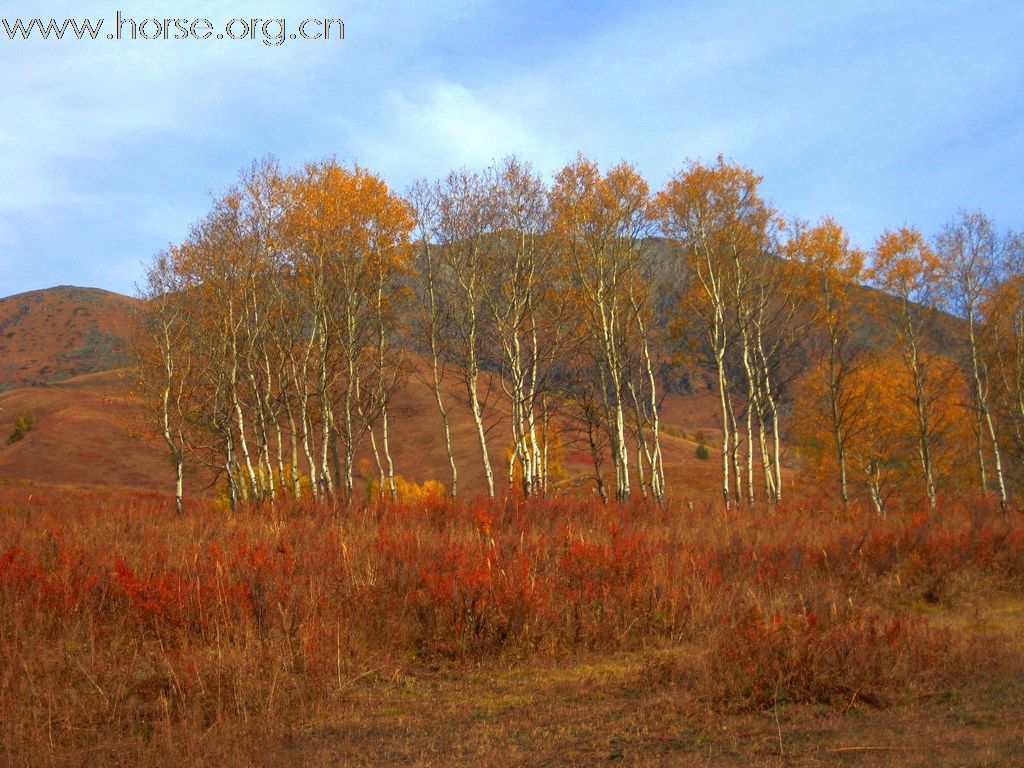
0;285;137;391
0;283;729;498
0;277;956;498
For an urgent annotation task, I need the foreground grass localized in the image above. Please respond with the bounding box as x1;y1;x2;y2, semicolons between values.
20;605;1023;767
268;612;1024;768
1;482;1022;766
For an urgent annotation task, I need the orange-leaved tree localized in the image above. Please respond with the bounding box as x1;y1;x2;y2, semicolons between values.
868;228;949;512
550;155;657;501
656;156;787;507
786;217;865;506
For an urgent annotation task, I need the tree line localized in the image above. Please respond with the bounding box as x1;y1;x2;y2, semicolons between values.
136;153;1024;514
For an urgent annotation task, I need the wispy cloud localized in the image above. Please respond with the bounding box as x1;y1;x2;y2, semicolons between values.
342;80;561;185
1;0;1022;295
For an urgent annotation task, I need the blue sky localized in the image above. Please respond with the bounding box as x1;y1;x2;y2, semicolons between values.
1;0;1022;296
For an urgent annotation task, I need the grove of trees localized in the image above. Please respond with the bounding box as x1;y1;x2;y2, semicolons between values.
136;153;1024;514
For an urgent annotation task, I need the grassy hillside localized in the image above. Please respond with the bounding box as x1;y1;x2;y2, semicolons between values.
0;357;737;501
0;286;137;391
0;284;738;499
0;279;926;500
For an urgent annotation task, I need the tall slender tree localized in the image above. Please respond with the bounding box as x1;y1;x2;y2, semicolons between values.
869;227;948;513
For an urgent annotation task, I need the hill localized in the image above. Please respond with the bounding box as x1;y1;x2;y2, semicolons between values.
0;353;732;501
0;369;169;492
0;283;780;501
0;285;137;392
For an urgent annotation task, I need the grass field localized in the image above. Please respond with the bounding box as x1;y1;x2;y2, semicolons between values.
1;482;1022;766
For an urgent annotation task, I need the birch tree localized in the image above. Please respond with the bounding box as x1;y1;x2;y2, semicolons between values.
550;156;654;501
937;211;1008;508
488;157;574;496
787;218;865;506
982;232;1024;496
656;158;774;507
434;169;499;497
409;179;460;496
869;227;948;513
137;247;194;514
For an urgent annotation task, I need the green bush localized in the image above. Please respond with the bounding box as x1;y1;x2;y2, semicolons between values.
695;443;709;461
7;412;36;445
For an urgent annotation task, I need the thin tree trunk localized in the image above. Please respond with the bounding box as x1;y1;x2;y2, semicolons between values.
716;354;731;507
466;362;495;498
428;337;458;496
381;404;397;500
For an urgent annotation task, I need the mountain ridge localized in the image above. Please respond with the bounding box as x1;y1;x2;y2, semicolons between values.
0;284;733;499
0;284;137;392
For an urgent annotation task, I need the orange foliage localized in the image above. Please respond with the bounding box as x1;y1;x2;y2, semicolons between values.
0;481;1019;761
794;351;973;512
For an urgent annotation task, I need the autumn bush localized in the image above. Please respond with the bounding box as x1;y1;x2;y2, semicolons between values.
6;410;36;444
0;487;1020;761
644;607;971;713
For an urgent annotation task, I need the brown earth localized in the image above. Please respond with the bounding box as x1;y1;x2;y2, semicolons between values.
0;369;168;492
0;362;733;503
0;285;137;391
0;285;765;502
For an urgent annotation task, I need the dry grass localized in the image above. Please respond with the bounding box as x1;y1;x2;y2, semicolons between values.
0;287;136;392
1;484;1022;766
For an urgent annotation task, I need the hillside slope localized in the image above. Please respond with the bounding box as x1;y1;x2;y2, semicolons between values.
0;286;137;392
0;362;732;502
0;284;781;501
0;369;170;492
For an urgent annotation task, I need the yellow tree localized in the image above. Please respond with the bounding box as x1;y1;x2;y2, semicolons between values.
841;354;917;515
791;351;972;514
868;228;948;512
550;156;654;501
285;160;413;499
787;218;865;505
656;157;778;507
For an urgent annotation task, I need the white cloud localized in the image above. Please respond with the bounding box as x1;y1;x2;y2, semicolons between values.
0;0;342;210
342;79;560;184
1;0;1022;295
